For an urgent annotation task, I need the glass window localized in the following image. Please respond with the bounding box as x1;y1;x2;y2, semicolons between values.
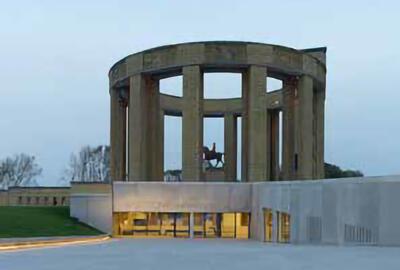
221;213;235;238
235;213;250;239
147;212;161;236
113;212;249;239
277;211;290;243
174;213;189;238
114;212;189;237
264;208;273;242
193;213;205;238
160;213;175;237
204;213;220;238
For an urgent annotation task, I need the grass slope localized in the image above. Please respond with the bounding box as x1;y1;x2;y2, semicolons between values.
0;206;103;238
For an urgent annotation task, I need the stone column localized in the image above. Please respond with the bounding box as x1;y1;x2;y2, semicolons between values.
268;110;280;180
146;79;163;181
297;75;314;180
282;78;296;180
224;113;237;181
128;74;148;181
110;87;127;181
314;88;325;179
241;72;249;181
182;66;204;181
244;66;268;182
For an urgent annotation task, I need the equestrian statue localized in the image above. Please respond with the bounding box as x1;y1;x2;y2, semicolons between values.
203;142;224;168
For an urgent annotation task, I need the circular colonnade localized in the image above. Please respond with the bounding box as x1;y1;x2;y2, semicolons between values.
109;41;326;182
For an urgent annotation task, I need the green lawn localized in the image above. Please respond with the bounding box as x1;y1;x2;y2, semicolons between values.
0;206;103;238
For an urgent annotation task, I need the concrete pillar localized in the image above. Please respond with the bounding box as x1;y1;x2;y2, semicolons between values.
110;87;127;181
146;79;163;181
268;110;280;180
189;212;195;238
128;74;148;181
182;66;204;181
241;72;249;181
272;211;278;242
128;75;162;181
297;75;314;180
224;113;237;181
314;88;325;179
282;78;296;180
243;66;268;182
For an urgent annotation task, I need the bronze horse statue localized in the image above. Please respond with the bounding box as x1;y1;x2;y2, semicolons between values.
203;143;224;168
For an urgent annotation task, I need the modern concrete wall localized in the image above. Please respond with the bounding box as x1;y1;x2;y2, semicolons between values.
69;183;112;233
251;175;400;246
113;182;252;213
70;175;400;246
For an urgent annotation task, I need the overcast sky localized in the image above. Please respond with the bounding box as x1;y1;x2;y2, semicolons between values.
0;1;399;185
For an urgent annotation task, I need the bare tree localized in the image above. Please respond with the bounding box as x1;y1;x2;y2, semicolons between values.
0;153;42;189
62;145;110;184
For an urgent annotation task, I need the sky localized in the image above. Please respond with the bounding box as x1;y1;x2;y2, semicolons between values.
0;0;399;185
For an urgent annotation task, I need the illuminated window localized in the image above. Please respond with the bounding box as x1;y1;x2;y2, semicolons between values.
221;213;235;238
174;213;190;237
235;213;250;239
277;211;290;243
114;212;189;237
113;212;249;239
193;213;205;237
159;213;173;237
264;208;273;242
204;213;219;238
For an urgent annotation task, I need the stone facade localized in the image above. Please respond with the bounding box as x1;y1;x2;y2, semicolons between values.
0;187;70;206
109;41;327;182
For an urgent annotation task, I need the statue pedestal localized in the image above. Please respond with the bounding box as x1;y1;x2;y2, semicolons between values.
204;167;225;182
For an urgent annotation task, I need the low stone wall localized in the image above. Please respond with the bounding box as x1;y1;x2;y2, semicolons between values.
0;187;70;206
0;190;8;206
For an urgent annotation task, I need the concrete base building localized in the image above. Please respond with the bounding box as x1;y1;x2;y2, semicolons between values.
71;176;400;246
69;41;400;246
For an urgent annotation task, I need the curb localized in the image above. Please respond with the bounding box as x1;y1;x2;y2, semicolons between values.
0;235;110;251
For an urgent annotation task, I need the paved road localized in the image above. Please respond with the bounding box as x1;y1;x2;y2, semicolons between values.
1;238;399;270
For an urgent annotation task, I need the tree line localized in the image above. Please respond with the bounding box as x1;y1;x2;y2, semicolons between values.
0;145;364;188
